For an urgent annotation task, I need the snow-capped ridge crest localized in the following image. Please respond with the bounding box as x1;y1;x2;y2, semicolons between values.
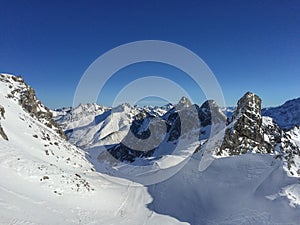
262;97;300;130
0;73;66;139
0;73;96;198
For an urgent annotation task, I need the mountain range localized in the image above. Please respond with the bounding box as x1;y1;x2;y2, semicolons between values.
1;73;300;225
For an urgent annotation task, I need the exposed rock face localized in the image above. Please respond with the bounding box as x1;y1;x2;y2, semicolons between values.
0;125;8;141
198;100;227;127
218;92;276;155
164;96;195;141
168;100;226;142
51;88;300;177
167;104;200;142
0;105;8;141
279;126;300;176
106;97;228;162
108;143;155;163
0;74;66;139
215;92;300;176
107;110;167;162
0;105;4;119
106;97;195;162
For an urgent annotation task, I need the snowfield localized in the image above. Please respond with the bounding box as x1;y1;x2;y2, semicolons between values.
1;73;300;225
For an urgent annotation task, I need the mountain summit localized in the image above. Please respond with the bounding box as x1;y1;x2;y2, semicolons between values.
216;92;300;177
176;96;192;110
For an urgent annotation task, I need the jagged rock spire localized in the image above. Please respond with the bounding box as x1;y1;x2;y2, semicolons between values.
217;92;272;155
231;91;262;123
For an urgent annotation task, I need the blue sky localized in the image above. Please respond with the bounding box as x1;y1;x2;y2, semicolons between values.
0;0;299;108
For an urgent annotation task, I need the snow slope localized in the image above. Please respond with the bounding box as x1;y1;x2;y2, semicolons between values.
148;153;300;225
0;74;185;225
89;143;300;225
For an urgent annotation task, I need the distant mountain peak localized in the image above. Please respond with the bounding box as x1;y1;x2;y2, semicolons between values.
176;96;192;110
262;97;300;129
199;100;226;127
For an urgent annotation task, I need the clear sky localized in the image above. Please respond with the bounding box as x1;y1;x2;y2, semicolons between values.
1;0;299;108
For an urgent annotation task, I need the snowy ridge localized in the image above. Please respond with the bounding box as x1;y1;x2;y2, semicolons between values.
262;97;300;129
0;74;66;139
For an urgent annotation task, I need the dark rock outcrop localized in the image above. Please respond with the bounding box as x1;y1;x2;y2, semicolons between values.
0;105;4;119
107;111;165;162
0;105;8;141
216;92;300;176
198;100;227;127
167;104;200;142
0;75;66;139
217;92;275;155
107;96;228;162
108;143;155;163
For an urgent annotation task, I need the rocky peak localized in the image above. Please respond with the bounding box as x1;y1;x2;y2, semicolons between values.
176;96;192;110
209;92;300;176
231;92;262;123
198;100;227;127
217;92;271;155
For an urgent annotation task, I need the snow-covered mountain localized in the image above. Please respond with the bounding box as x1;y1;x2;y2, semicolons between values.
262;97;300;129
0;74;184;225
55;92;300;175
55;96;227;165
53;91;300;184
54;92;300;224
2;73;300;225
